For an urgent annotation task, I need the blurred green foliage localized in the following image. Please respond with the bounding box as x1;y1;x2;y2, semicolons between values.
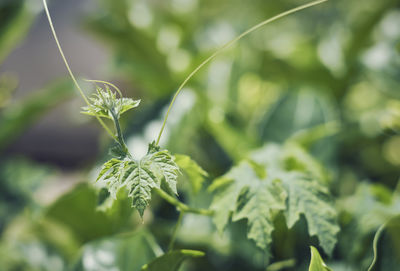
0;0;400;270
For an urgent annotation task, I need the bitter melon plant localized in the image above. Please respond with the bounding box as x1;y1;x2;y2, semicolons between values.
41;0;375;269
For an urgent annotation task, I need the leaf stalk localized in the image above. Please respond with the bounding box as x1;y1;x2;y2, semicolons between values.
155;189;214;216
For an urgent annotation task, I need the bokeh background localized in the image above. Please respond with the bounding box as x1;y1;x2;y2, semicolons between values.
0;0;399;270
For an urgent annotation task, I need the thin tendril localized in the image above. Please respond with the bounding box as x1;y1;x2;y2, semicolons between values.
155;0;329;145
367;222;387;271
42;0;117;141
85;79;123;97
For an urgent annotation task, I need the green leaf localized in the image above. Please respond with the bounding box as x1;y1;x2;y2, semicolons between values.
233;178;287;250
283;173;339;255
45;184;132;243
174;154;208;194
210;162;287;250
81;85;140;119
74;230;162;271
151;150;180;195
210;143;339;254
251;144;339;255
141;249;205;271
309;246;332;271
97;147;179;217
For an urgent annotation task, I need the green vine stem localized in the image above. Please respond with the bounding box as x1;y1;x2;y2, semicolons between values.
168;211;184;251
110;110;129;155
42;0;117;141
367;222;387;271
155;0;329;145
155;189;214;216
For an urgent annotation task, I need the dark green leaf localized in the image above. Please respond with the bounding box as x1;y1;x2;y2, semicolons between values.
141;249;205;271
45;184;132;243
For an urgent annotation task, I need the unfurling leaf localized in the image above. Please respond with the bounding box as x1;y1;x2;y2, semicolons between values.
308;246;332;271
81;85;140;119
141;249;205;271
210;143;339;255
174;154;208;194
96;145;179;217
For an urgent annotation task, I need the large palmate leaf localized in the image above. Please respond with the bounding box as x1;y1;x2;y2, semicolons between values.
97;146;179;217
141;249;205;271
210;162;287;250
210;143;339;254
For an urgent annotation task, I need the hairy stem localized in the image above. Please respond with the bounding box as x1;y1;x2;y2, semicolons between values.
168;211;184;251
155;0;329;145
110;110;129;155
42;0;117;141
155;189;214;216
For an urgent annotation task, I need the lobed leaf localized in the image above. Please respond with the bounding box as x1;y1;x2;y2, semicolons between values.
210;162;287;250
283;173;339;255
210;143;339;254
96;146;179;217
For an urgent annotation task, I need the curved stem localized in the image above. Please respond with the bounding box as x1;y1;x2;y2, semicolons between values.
85;79;123;97
42;0;117;141
168;211;184;251
155;189;214;216
155;0;329;145
367;222;387;271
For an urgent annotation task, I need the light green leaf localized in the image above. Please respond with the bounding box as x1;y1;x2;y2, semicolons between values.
210;143;339;254
120;158;159;217
120;97;141;115
96;147;179;217
81;85;140;119
141;249;205;271
96;158;122;182
210;162;254;233
174;154;208;194
309;246;333;271
283;173;339;255
151;150;180;195
232;178;287;250
250;143;339;254
210;162;286;250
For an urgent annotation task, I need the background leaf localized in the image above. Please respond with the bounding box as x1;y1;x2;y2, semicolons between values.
309;246;332;271
141;249;205;271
